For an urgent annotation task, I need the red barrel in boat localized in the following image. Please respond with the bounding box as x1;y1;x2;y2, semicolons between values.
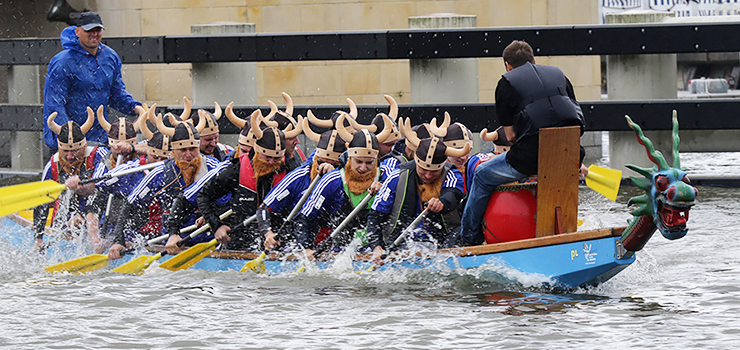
482;183;537;244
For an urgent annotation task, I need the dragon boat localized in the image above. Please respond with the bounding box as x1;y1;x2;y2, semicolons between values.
0;113;696;290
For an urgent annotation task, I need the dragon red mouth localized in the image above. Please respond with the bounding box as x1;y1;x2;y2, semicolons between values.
657;200;693;239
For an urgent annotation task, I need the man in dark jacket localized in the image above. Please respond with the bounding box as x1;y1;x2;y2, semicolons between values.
43;12;141;150
459;40;587;246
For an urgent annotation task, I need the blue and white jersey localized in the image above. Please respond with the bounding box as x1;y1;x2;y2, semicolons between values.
300;167;387;220
126;155;220;207
95;157;146;196
372;167;464;215
182;158;232;207
263;161;312;214
464;152;494;192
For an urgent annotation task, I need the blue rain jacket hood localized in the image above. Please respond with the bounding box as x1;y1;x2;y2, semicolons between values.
43;26;141;149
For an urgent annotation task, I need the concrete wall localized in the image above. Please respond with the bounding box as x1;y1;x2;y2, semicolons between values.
86;0;601;107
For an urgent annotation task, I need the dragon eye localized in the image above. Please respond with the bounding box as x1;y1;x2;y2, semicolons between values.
655;175;669;191
682;175;691;184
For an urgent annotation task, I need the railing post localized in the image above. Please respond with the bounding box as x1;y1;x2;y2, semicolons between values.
191;22;258;148
409;14;483;152
606;11;677;176
8;65;44;172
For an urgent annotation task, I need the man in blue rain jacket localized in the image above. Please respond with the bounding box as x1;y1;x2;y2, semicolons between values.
43;12;141;150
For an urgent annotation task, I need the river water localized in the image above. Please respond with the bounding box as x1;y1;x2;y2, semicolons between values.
0;153;738;349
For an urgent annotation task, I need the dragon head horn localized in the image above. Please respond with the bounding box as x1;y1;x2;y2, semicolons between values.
671;110;681;170
625;115;670;171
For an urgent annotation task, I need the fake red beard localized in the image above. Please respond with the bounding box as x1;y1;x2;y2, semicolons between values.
417;173;442;204
345;160;376;195
59;155;84;176
175;155;202;187
252;154;284;181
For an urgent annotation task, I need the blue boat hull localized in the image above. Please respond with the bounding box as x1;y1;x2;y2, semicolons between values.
1;215;634;289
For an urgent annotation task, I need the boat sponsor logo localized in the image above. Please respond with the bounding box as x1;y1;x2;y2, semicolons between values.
571;244;598;265
583;243;597;265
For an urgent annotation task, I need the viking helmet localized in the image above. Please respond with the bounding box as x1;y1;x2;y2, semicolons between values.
398;118;433;152
139;104;172;158
47;107;95;150
225;101;278;147
401;119;471;171
188;102;222;137
250;109;302;158
430;113;473;150
97;105;138;146
303;114;347;161
336;112;392;159
155;104;205;150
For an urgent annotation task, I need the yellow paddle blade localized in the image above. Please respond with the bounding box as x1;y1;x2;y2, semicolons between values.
585;165;622;202
239;252;267;273
111;253;164;275
296;266;306;273
158;239;218;271
0;180;66;217
44;254;109;274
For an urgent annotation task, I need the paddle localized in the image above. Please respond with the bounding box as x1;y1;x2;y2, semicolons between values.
0;161;164;217
100;154;124;233
43;209;230;274
240;174;323;273
158;213;257;271
111;209;233;275
364;208;430;273
585;165;622;201
313;191;373;257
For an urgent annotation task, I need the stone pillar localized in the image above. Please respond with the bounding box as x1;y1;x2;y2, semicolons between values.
409;14;482;151
191;22;258;147
606;11;676;176
8;65;44;172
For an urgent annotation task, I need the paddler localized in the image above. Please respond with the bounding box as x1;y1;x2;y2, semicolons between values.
107;110;221;258
257;114;347;250
191;111;303;251
366;127;469;265
293;113;393;257
105;105;173;258
34;107;109;252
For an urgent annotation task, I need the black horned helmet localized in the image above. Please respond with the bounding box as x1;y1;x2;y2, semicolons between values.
97;105;139;146
303;112;347;161
306;97;359;133
251;109;303;158
430;112;473;150
401;118;471;171
155;102;205;150
225;101;278;147
47;107;95;150
139;104;172;159
336;112;393;159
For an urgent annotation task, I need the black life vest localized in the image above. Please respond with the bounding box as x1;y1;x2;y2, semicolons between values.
503;62;584;143
382;161;452;246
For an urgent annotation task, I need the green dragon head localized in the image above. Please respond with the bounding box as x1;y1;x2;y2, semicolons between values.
624;110;697;240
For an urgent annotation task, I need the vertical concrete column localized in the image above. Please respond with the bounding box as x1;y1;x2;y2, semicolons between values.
8;65;44;171
191;22;258;147
409;14;482;151
606;11;676;176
